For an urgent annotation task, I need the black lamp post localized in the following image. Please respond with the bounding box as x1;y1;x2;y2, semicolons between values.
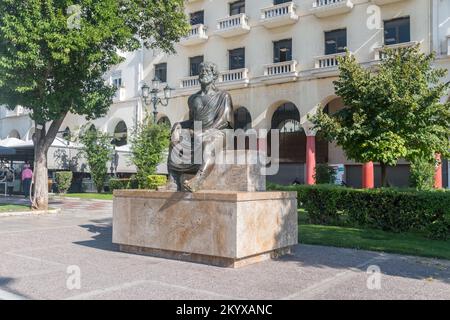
141;77;174;124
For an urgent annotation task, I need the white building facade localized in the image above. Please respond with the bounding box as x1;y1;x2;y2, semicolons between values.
1;0;450;187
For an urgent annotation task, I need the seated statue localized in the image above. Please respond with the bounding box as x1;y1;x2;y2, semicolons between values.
167;62;234;192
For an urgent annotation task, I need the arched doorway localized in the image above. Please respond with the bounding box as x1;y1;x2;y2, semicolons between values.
270;102;303;164
234;107;253;150
112;121;127;147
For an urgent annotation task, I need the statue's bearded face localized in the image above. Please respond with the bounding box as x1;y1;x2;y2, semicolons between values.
199;65;217;86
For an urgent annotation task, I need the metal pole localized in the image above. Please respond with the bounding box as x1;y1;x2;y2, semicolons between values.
153;99;158;125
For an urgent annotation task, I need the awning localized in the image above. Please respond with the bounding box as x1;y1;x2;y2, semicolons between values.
0;146;16;156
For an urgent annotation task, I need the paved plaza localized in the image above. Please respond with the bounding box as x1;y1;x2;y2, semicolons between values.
0;197;449;300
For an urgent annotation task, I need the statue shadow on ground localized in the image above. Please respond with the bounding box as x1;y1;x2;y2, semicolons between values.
73;222;119;252
0;277;30;299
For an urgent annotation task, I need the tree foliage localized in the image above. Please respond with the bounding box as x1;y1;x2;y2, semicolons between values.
130;116;170;189
79;126;112;193
0;0;188;208
311;45;450;186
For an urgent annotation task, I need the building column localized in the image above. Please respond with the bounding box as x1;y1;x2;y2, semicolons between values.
435;154;443;189
305;135;316;185
362;162;374;189
303;122;316;185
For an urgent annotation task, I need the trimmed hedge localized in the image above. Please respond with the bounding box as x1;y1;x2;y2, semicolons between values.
109;178;138;192
55;171;73;194
109;175;167;191
267;183;450;240
147;175;167;190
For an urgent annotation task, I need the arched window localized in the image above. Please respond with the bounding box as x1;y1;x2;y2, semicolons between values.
8;130;20;139
62;127;71;140
113;121;127;147
271;102;301;133
157;116;171;128
234;107;252;130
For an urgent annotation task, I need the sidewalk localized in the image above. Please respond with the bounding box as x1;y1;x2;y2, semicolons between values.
0;198;449;300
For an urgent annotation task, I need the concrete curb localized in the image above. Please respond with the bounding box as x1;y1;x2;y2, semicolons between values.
52;196;113;203
0;208;61;217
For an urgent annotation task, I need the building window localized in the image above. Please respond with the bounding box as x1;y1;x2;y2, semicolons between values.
384;17;410;46
274;0;291;5
154;63;167;83
230;0;245;15
111;71;122;89
190;56;204;76
113;121;128;147
190;11;204;25
273;39;292;63
325;29;347;55
229;48;245;70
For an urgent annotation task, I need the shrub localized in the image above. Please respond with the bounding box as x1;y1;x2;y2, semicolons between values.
79;128;112;193
314;164;337;185
55;171;73;194
410;157;435;190
129;116;170;189
147;175;167;190
109;177;139;192
267;184;450;239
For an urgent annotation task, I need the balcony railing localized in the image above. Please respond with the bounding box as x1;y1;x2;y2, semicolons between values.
4;105;26;117
219;68;249;85
314;52;348;69
311;0;354;18
180;24;208;46
180;76;200;89
260;2;298;29
216;14;250;38
264;60;297;77
374;41;418;60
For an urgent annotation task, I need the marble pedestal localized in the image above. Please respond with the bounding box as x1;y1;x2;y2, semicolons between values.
113;190;298;268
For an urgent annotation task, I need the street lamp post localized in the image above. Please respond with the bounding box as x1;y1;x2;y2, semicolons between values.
141;77;174;124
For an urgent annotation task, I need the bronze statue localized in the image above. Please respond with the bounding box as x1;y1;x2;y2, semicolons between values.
167;62;234;192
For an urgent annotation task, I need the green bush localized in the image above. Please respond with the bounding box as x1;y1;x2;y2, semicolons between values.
267;184;450;240
410;157;435;190
55;171;73;194
109;178;139;192
147;175;167;190
314;164;337;185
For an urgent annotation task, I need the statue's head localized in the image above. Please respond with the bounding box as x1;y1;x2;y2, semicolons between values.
198;62;219;87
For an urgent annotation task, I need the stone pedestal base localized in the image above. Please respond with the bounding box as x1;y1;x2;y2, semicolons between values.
113;190;298;268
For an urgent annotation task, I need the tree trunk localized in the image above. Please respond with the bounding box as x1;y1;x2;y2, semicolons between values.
380;162;388;187
32;116;66;211
33;143;49;210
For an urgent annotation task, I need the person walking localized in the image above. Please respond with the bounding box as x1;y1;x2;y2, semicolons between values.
21;164;33;198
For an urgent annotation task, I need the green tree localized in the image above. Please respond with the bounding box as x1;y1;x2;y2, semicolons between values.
130;116;170;188
79;127;112;193
0;0;189;209
311;46;450;186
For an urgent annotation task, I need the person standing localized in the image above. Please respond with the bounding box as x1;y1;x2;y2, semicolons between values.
6;168;14;196
21;164;33;198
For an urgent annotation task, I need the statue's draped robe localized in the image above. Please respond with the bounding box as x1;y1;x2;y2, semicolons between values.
168;90;232;174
